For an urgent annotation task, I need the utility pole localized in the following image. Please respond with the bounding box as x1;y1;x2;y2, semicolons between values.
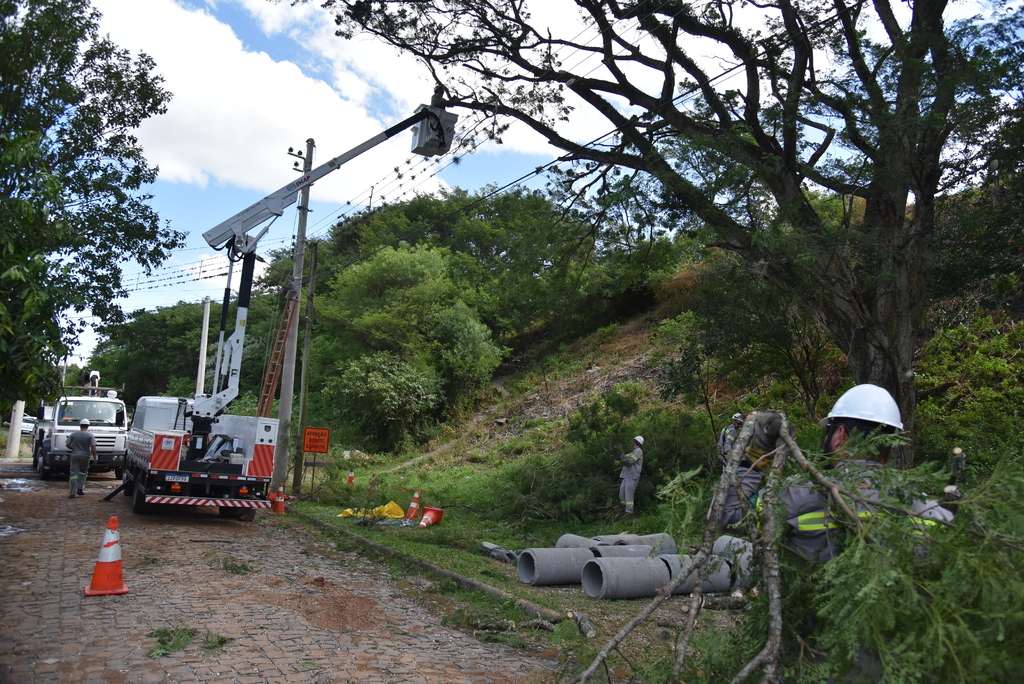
293;240;318;492
273;138;314;489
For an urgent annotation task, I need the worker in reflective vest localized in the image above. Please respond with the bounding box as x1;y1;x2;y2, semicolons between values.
775;384;952;562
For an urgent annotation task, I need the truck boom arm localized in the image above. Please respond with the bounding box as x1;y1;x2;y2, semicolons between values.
193;97;457;421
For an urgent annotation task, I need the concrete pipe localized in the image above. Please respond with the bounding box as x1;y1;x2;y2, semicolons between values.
580;556;672;600
660;554;735;594
590;533;677;554
517;547;596;585
589;534;634;546
656;535;754;595
555;533;604;549
712;535;753;588
623;533;677;554
590;545;654;558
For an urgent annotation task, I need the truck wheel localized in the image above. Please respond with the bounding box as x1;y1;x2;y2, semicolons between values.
37;455;52;481
114;467;124;480
131;480;149;514
122;470;134;497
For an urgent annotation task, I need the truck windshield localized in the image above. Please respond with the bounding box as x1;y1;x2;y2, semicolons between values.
58;400;120;426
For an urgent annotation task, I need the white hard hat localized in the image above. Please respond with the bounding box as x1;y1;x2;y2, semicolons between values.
825;384;902;430
732;413;744;422
80;419;90;426
633;435;644;446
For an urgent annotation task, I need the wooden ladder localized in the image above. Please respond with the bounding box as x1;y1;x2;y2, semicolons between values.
257;296;299;418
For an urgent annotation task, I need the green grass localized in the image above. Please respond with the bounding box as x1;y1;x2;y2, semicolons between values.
146;625;198;657
201;550;254;575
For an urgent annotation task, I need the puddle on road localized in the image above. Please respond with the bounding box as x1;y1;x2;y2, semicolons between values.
0;478;44;492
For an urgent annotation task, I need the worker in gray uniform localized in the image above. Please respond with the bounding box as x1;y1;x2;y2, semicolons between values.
717;412;744;464
66;418;96;498
779;384;953;561
717;384;952;572
618;436;644;515
717;410;791;532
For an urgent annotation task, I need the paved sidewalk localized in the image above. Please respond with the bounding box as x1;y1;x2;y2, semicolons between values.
0;478;559;683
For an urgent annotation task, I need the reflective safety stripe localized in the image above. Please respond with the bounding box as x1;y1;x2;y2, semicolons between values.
796;509;872;531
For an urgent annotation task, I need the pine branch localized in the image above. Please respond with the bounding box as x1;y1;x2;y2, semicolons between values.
730;415;790;683
671;416;761;677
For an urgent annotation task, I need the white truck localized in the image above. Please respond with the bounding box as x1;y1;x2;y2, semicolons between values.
122;396;276;519
122;92;456;517
32;380;129;481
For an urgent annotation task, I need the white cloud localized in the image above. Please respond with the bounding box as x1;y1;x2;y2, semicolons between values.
92;0;451;205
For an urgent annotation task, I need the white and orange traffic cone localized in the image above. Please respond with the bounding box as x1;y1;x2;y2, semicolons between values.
270;483;288;514
419;506;444;528
84;516;129;596
405;490;421;519
347;469;355;487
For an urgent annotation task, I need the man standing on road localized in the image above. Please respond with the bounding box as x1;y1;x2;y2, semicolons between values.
67;419;96;499
618;436;644;515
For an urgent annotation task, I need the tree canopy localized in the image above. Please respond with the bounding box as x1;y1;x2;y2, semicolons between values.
322;0;1024;464
0;0;183;410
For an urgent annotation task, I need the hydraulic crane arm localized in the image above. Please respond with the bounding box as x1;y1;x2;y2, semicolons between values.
192;94;457;422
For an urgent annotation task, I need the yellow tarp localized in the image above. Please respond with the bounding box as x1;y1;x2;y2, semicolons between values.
338;501;406;518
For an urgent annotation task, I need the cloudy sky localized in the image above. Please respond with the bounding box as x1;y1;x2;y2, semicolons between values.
75;0;564;359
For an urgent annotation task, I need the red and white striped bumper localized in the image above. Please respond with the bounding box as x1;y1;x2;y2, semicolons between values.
143;496;271;508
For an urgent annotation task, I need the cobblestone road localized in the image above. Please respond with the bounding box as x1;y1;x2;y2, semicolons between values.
0;467;559;684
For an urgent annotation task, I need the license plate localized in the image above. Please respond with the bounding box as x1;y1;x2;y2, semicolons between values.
165;474;189;483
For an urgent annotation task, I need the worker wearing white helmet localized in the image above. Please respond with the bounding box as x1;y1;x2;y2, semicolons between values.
779;384;951;562
617;436;644;515
717;412;745;464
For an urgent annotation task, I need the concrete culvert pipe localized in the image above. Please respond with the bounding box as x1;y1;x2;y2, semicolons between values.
712;535;753;588
590;534;633;546
556;533;604;549
656;536;753;595
590;545;654;558
660;554;736;594
622;533;677;554
581;556;672;599
517;547;596;586
590;533;678;554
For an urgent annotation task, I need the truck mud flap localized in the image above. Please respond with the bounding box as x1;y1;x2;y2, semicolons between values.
142;496;272;509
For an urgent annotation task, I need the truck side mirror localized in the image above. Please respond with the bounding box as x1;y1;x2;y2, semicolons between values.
36;406;44;420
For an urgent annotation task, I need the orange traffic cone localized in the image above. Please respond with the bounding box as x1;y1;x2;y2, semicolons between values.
405;490;421;519
84;516;129;596
346;469;355;486
271;483;287;514
419;506;444;528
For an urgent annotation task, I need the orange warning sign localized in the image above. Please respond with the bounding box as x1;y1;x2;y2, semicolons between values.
302;427;330;454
